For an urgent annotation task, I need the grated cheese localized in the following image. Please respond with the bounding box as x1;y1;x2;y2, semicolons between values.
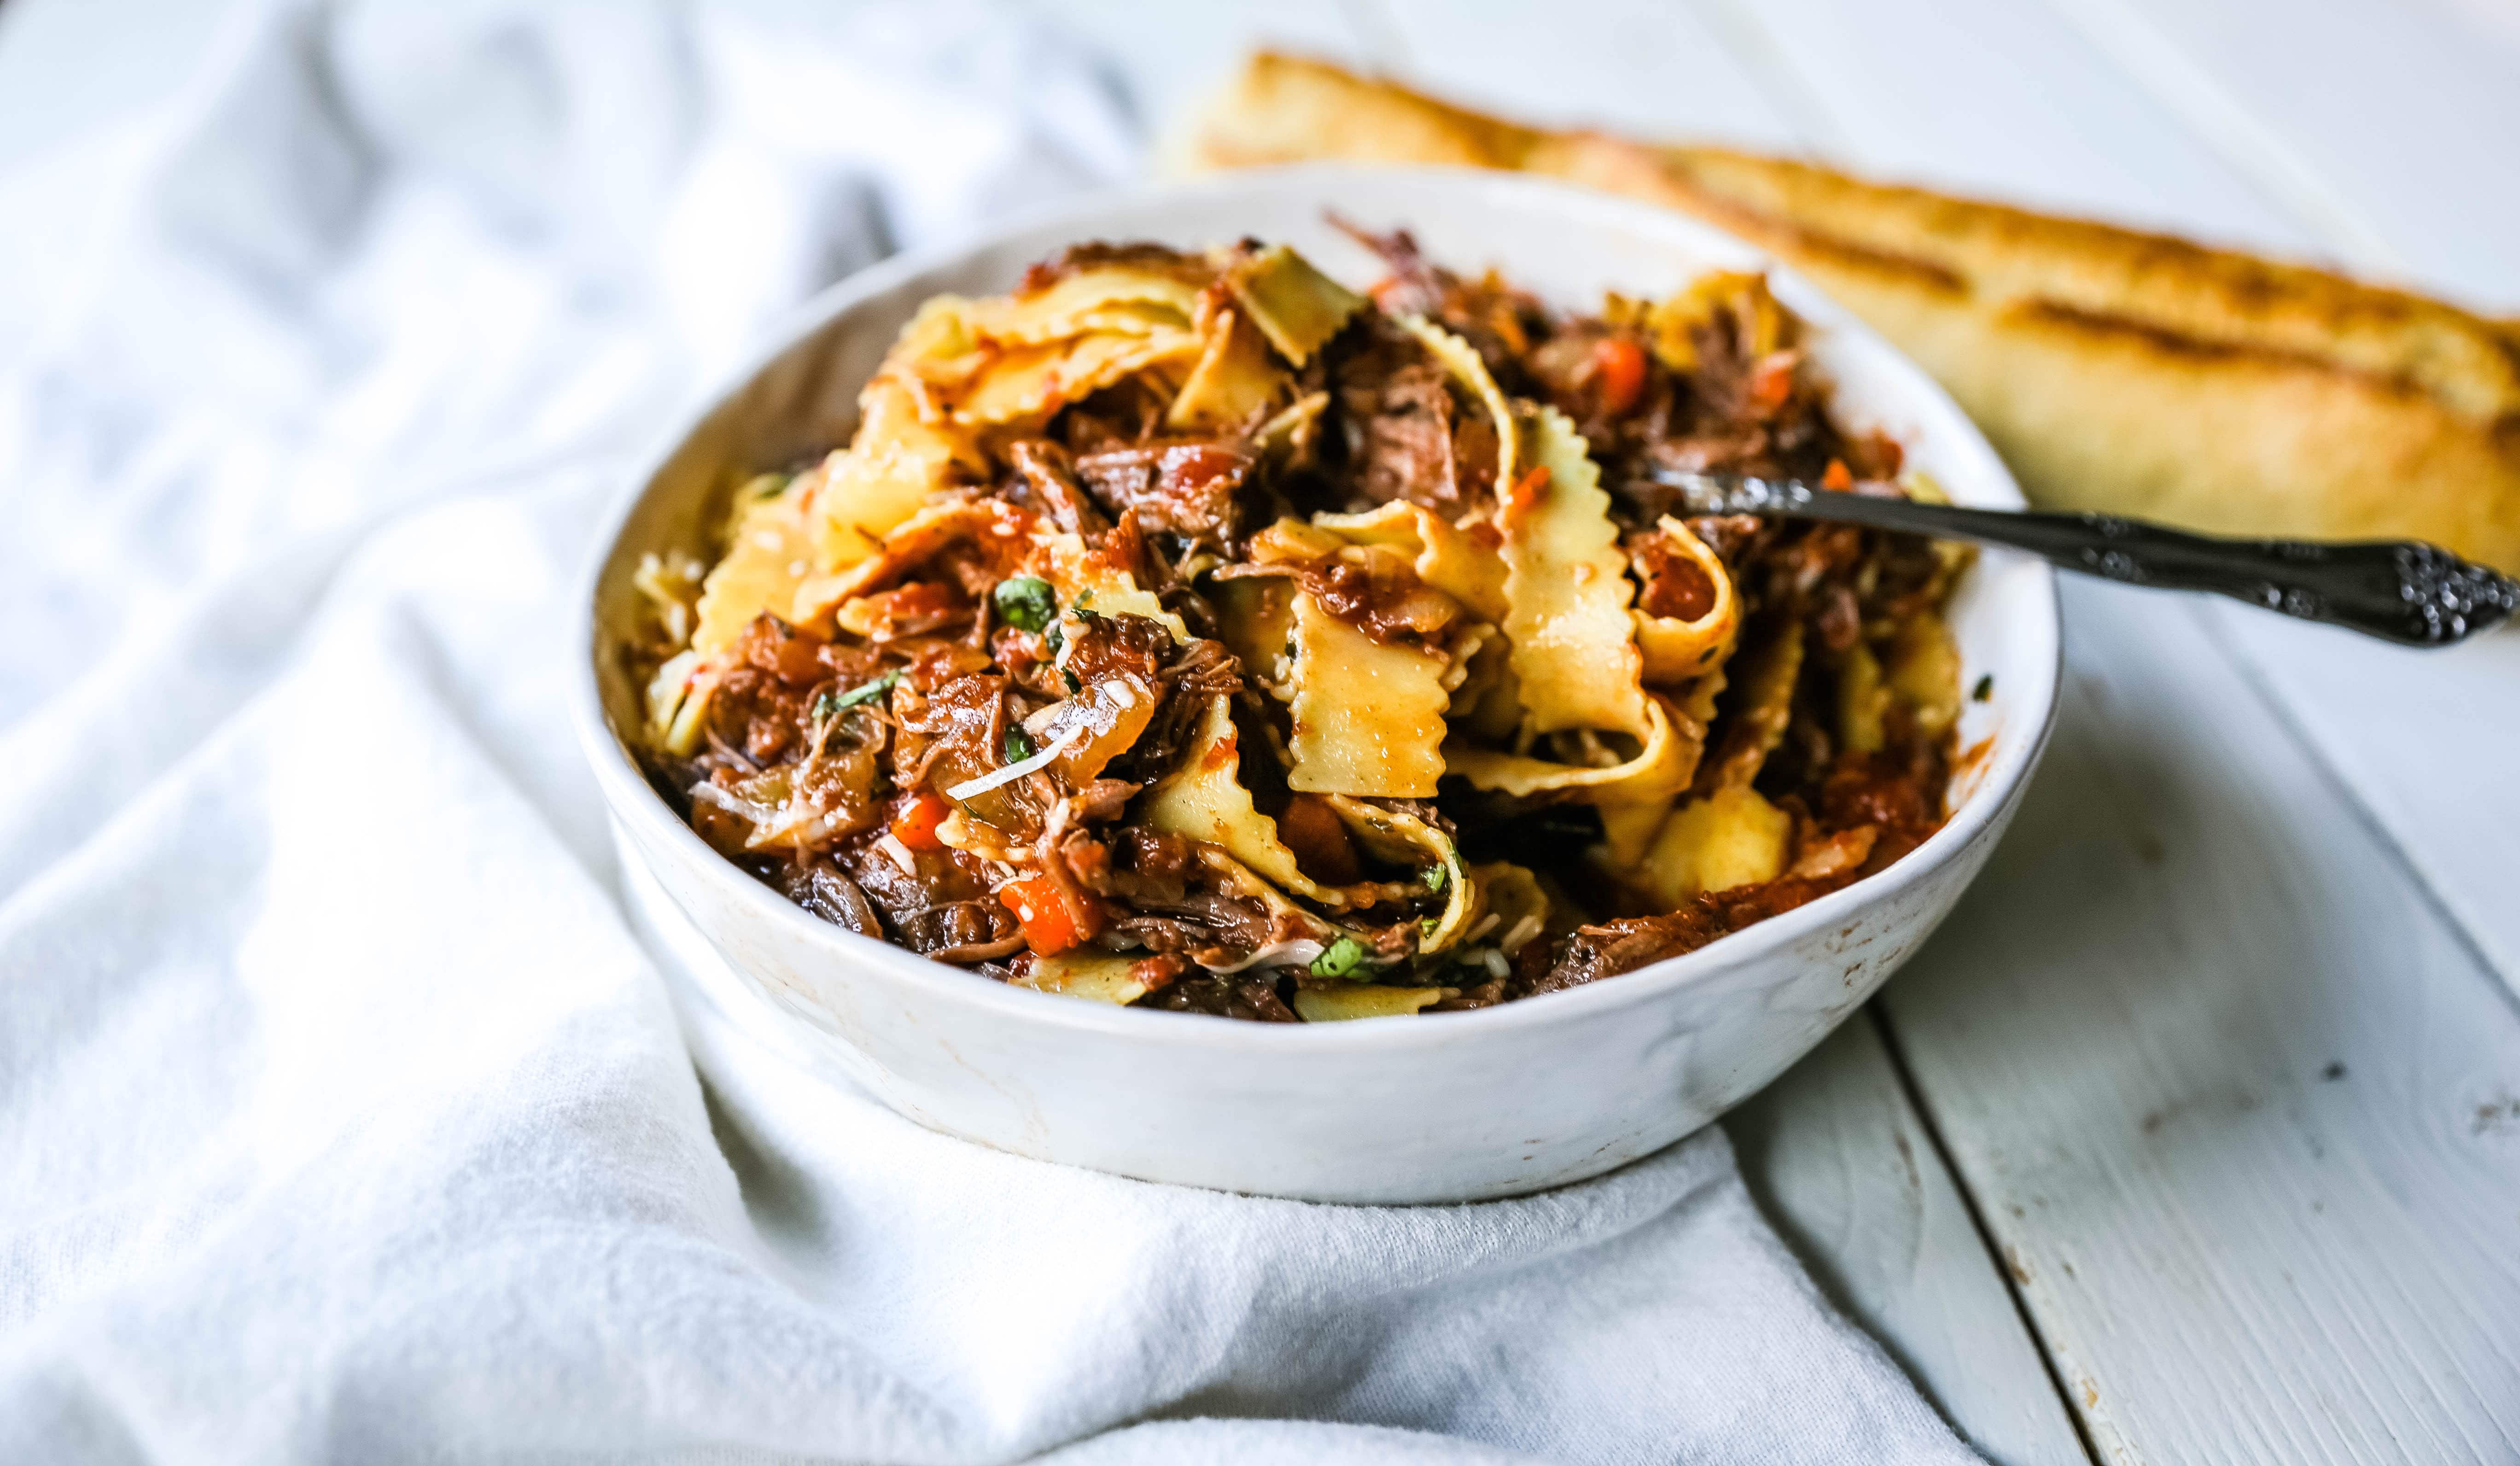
1206;938;1326;975
945;722;1087;800
876;831;920;876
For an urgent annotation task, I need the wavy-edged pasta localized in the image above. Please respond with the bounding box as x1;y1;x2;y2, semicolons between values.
1312;501;1509;623
1633;515;1739;686
1498;403;1651;737
1143;698;1418;910
1283;593;1451;797
631;233;1968;1019
693;477;818;655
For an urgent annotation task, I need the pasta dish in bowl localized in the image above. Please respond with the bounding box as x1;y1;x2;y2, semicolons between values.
578;168;2056;1200
628;232;1969;1022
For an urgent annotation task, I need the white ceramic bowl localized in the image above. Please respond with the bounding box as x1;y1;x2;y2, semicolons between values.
574;165;2059;1204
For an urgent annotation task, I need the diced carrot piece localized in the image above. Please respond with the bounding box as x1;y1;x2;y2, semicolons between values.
1749;354;1796;414
889;792;954;851
1593;335;1648;416
1502;465;1552;529
999;874;1100;955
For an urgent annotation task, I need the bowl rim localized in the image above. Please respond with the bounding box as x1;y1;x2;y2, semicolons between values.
571;162;2062;1052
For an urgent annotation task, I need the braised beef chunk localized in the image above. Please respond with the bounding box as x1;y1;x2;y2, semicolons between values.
1007;439;1110;537
1062;612;1173;688
642;236;1965;1021
1074;442;1258;545
1331;322;1472;510
1137;974;1300;1022
1519;876;1849;997
1109;890;1278;966
1630;531;1719;622
1332;218;1548;380
841;840;1021;958
781;858;882;938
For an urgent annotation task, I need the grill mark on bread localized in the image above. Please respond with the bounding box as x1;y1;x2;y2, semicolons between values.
2005;298;2436;401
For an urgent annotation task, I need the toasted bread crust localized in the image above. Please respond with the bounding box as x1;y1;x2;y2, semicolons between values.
1180;53;2520;571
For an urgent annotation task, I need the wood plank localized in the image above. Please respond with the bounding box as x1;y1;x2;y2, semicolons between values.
1675;0;2326;257
1730;1019;2094;1466
1377;0;1804;149
1018;0;1375;149
2038;0;2520;309
2208;610;2520;1001
1878;577;2520;1465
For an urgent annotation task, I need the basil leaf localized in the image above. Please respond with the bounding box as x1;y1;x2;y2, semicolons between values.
1309;935;1369;979
828;670;900;714
993;576;1058;633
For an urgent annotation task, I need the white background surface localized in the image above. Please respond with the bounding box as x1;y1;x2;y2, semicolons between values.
4;1;2514;1462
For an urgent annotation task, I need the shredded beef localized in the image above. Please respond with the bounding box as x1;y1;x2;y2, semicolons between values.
780;857;882;938
1108;635;1241;784
1332;326;1470;510
1074;441;1258;545
840;840;1020;957
1136;974;1299;1022
1007;439;1109;537
1108;889;1276;963
1518;876;1852;997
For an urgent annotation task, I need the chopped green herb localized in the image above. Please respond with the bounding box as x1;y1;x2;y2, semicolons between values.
1003;726;1036;764
993;576;1057;633
1309;935;1370;979
1062;668;1082;694
1971;673;1995;703
1423;865;1448;893
824;670;901;718
1045;619;1065;655
1075;590;1095;611
1419;917;1439;939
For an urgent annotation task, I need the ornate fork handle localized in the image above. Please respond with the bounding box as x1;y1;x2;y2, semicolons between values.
1650;472;2518;648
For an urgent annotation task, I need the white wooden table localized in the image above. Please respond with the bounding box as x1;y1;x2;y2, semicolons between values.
9;0;2514;1460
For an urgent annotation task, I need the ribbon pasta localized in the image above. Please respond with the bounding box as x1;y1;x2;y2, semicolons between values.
1499;402;1651;738
1633;515;1740;686
1283;592;1452;797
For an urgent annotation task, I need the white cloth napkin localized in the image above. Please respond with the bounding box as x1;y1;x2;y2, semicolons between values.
0;3;1978;1460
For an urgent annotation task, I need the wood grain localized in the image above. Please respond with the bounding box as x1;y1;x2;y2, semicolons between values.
1881;578;2520;1463
2049;0;2520;311
2210;612;2520;1000
1382;0;1800;147
1730;1019;2092;1466
1681;0;2320;256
